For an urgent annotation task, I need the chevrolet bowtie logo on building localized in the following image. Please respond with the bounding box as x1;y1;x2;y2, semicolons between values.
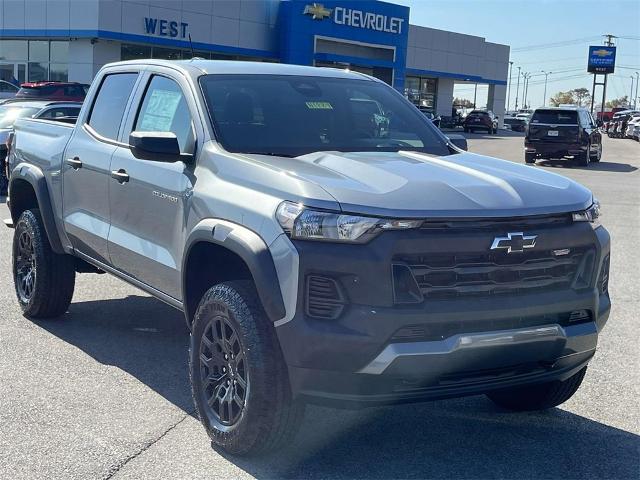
490;232;537;254
303;3;332;20
592;49;614;57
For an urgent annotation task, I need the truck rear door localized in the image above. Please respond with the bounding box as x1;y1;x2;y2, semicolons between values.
107;70;199;300
62;72;139;264
527;109;579;143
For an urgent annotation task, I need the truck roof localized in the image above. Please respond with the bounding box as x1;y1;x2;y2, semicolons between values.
103;59;377;81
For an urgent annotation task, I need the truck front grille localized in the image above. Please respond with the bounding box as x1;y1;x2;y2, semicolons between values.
394;246;594;300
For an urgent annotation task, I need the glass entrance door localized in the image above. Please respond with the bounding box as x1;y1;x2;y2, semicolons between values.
0;62;26;97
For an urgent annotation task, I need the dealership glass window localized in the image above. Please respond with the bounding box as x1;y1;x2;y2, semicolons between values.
49;63;68;82
152;47;182;60
28;41;49;62
50;41;69;63
28;62;48;82
121;43;152;61
0;40;28;61
405;76;437;111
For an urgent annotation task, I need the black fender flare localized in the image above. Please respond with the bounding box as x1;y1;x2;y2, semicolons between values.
182;218;286;323
9;163;65;254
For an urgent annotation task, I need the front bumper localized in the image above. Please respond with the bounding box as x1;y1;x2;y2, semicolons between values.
275;224;611;407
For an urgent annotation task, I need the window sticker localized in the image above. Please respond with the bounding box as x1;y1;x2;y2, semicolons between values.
139;89;182;131
305;101;333;110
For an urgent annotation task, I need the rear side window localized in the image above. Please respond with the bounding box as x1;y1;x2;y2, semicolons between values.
531;110;578;125
88;73;138;140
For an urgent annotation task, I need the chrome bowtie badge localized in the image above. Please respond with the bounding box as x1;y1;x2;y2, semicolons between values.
490;232;537;253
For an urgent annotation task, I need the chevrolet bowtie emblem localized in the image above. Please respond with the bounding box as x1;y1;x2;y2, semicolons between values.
303;3;332;20
490;232;537;253
592;49;613;57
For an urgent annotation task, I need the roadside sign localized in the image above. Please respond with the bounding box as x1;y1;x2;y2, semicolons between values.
587;46;616;74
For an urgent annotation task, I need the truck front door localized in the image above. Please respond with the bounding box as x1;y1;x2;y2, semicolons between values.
107;73;197;299
62;72;139;264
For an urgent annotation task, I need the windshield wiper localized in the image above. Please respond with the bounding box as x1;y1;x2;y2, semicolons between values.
243;151;298;158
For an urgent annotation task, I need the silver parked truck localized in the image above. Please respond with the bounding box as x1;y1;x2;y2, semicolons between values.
5;60;611;455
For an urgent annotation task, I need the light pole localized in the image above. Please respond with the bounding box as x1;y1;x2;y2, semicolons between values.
473;83;478;108
635;72;639;109
631;76;635;108
542;71;551;107
522;73;531;109
507;61;514;113
514;66;521;110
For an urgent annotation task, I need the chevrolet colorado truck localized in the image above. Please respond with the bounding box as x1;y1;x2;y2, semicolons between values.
5;60;611;456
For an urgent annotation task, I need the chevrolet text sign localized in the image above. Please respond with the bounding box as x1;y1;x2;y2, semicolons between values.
303;3;404;34
587;46;616;74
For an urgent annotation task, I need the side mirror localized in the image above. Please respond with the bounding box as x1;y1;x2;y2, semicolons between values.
129;131;190;163
447;134;468;151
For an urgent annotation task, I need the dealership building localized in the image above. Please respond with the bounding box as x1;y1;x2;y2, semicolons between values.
0;0;509;117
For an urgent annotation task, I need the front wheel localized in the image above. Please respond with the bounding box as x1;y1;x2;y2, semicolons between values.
487;367;587;411
12;209;75;318
190;281;304;456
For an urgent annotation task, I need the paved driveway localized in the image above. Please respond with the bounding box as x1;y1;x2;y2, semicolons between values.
0;134;638;479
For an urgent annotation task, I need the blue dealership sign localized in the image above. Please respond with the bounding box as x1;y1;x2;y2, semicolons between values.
587;46;616;74
278;1;410;90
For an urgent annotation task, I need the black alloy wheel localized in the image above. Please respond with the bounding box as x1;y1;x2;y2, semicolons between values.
15;229;36;304
199;309;249;428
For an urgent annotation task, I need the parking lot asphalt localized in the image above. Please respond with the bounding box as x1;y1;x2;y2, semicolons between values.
0;133;638;480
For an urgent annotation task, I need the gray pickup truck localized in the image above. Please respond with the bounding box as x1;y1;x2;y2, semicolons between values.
5;60;611;456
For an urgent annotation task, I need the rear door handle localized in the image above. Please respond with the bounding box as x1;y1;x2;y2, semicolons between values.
110;169;129;184
66;157;82;169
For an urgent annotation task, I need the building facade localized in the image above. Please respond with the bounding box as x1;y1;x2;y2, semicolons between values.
0;0;509;117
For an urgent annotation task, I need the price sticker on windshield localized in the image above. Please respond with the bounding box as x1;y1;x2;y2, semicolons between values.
306;101;333;110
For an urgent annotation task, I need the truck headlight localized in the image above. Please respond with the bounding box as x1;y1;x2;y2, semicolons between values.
572;200;601;228
276;201;422;243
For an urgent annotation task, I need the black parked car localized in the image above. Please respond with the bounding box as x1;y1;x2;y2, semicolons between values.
503;116;527;132
524;107;602;166
463;110;498;134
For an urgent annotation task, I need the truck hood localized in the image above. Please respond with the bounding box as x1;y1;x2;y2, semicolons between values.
244;150;593;218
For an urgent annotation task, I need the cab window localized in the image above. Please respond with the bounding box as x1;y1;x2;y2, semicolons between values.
88;73;138;140
134;75;194;154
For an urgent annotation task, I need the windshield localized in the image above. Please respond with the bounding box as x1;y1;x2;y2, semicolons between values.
0;106;40;128
199;74;450;157
531;110;578;125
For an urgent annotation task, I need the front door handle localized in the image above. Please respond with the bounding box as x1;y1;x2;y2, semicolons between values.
66;157;82;169
110;169;129;184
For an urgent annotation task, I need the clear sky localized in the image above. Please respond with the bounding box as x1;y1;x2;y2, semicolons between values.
393;0;640;110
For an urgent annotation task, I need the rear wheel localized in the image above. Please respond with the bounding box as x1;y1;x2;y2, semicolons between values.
575;144;590;167
525;152;536;164
12;209;75;318
487;367;587;411
190;281;304;456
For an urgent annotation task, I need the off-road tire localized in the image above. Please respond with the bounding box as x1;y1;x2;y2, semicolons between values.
12;208;75;318
487;366;587;411
590;143;602;162
525;152;536;164
190;281;304;456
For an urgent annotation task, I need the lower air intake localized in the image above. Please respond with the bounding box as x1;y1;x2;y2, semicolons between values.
305;275;345;320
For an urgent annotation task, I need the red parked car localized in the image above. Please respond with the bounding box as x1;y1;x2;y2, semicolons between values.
10;82;89;102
